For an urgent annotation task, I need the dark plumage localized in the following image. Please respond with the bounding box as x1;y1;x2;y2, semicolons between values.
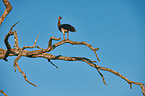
58;16;76;40
59;24;76;32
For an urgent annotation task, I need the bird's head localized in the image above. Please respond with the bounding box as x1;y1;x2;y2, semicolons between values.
58;16;62;20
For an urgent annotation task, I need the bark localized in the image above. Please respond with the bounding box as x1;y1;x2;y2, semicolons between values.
0;0;12;26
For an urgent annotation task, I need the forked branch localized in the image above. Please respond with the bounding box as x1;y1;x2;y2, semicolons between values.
1;0;144;96
0;22;145;96
3;21;19;61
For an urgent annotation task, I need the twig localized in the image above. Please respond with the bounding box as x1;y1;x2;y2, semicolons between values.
22;34;43;50
10;21;20;32
0;90;7;96
33;34;40;46
25;36;61;56
94;64;107;85
48;59;58;69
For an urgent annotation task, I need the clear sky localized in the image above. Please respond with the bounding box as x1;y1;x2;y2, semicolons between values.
0;0;145;96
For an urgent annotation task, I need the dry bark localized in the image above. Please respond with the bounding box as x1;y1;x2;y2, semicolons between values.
0;0;145;96
0;22;144;96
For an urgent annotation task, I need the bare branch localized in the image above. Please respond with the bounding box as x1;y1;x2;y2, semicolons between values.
22;34;43;50
13;31;19;49
0;0;12;26
13;50;37;87
10;21;20;32
94;64;107;85
3;31;14;61
48;36;61;48
2;22;37;87
0;23;144;95
3;22;19;61
140;84;145;96
97;65;145;95
31;53;145;95
0;0;144;95
25;39;100;62
49;39;100;61
33;34;40;46
0;90;7;96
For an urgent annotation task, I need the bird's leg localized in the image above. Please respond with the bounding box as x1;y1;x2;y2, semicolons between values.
63;32;65;40
62;30;65;40
67;32;69;40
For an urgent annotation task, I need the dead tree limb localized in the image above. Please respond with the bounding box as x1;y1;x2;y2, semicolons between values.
0;1;144;95
0;22;145;96
0;0;12;26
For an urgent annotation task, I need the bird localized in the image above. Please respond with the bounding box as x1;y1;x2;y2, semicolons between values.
58;16;76;40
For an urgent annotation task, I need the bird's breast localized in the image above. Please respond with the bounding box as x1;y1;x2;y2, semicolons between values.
60;27;69;33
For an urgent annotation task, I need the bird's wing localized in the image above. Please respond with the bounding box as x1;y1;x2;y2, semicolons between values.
60;24;76;32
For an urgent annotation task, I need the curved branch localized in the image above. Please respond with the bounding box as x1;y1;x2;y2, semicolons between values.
3;31;14;61
26;52;145;94
0;0;144;96
0;23;144;95
49;39;100;61
13;50;37;87
37;53;145;95
97;65;145;95
3;22;19;61
25;39;100;62
22;34;43;50
0;0;12;26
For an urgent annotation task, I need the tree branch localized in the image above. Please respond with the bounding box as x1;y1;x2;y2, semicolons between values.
3;22;19;61
0;0;12;26
97;65;145;95
13;50;37;87
0;23;144;96
3;31;13;61
0;90;7;96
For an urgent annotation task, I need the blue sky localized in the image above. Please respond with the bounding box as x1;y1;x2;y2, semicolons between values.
0;0;145;96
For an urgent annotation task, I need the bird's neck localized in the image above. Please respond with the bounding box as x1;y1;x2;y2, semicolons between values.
58;19;61;27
